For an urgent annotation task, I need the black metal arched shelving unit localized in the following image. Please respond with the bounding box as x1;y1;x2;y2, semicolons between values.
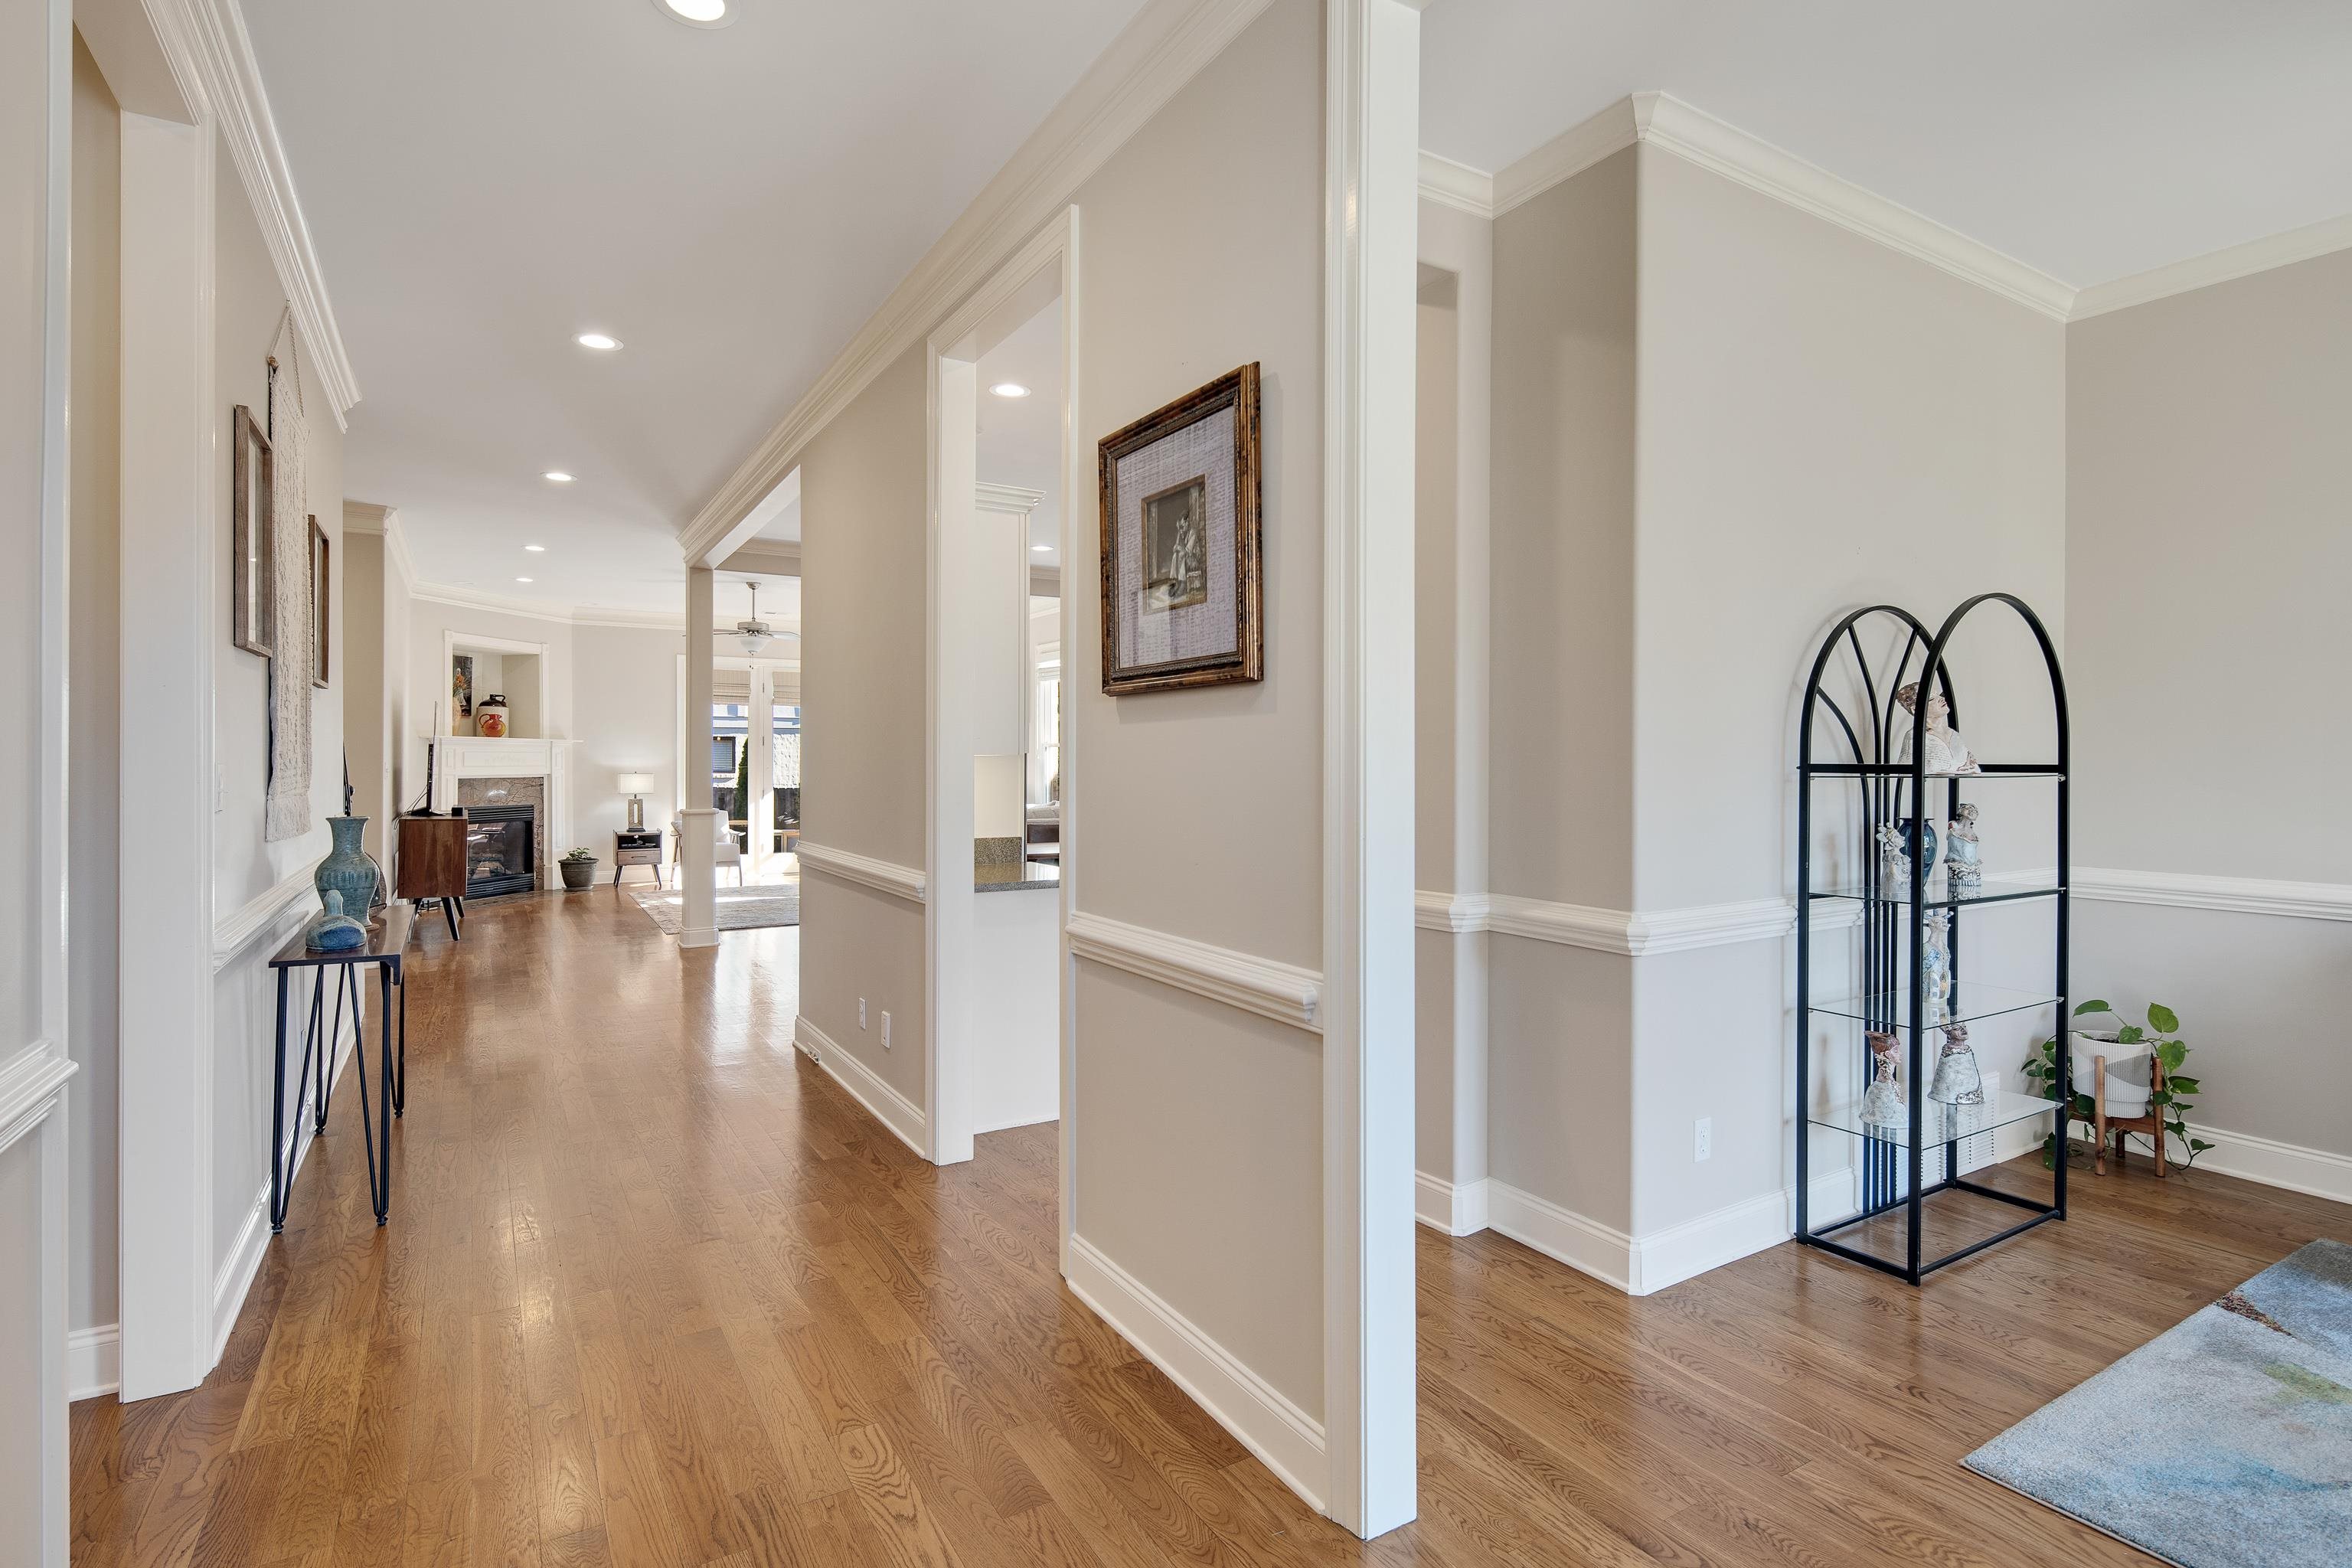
1795;594;2069;1284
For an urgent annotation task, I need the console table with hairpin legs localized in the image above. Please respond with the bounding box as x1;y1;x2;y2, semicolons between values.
266;902;412;1230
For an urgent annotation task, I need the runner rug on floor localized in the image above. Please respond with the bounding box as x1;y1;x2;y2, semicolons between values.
1964;1237;2352;1568
628;882;799;933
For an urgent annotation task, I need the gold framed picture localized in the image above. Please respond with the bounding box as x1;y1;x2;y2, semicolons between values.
1097;363;1262;694
309;515;330;688
230;404;274;658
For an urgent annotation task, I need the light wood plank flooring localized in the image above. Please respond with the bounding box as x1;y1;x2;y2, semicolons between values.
72;887;2352;1565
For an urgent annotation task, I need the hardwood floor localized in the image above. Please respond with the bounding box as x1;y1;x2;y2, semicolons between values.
72;887;2352;1565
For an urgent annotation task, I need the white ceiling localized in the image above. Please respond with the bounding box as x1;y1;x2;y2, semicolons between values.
1421;1;2352;289
976;297;1065;567
245;0;1146;611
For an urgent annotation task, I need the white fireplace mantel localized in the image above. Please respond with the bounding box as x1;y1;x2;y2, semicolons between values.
430;737;572;890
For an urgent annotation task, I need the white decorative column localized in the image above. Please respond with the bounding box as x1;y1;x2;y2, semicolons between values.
1323;0;1426;1538
680;567;718;946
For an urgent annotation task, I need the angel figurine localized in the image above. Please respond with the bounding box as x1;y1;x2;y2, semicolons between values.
1944;803;1982;893
1927;1021;1984;1106
1862;1031;1905;1129
1876;823;1912;899
1920;910;1953;1023
1894;682;1981;775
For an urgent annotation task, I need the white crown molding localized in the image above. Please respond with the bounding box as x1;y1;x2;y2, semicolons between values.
794;1015;926;1156
975;482;1047;517
0;1046;77;1156
1636;93;2075;320
678;0;1279;564
1421;93;2075;321
1067;910;1322;1032
795;839;928;904
407;579;689;632
1490;96;1637;218
1416;150;1494;217
341;501;390;535
1066;1234;1328;1511
382;510;419;592
2070;212;2352;321
211;861;322;971
2073;866;2352;923
148;0;360;426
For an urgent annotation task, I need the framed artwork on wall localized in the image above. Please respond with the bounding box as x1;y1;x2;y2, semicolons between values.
230;404;274;658
452;653;474;720
1097;362;1262;694
309;516;330;688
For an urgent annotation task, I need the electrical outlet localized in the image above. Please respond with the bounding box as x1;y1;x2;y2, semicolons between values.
1694;1117;1712;1163
880;1011;892;1049
858;998;867;1029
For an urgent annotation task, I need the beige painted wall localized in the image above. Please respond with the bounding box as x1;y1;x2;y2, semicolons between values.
341;528;387;857
1066;0;1329;1416
69;31;123;1338
211;129;348;1273
2067;249;2352;1158
1626;144;2067;1237
797;342;929;1105
572;623;684;856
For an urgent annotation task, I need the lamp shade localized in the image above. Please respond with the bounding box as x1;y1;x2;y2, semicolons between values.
616;773;655;795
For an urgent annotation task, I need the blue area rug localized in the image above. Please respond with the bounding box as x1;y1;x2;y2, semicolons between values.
1965;1238;2352;1567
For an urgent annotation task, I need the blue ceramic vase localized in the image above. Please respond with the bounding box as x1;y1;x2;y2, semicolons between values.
305;890;366;952
317;816;378;920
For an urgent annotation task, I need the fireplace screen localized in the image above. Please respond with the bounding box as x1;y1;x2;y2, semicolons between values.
466;805;536;897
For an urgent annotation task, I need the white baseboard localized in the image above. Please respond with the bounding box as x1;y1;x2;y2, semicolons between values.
793;1014;926;1157
68;1325;120;1401
212;1020;357;1368
1483;1181;1635;1294
1628;1189;1792;1295
1063;1234;1327;1514
2192;1124;2352;1204
1413;1171;1490;1236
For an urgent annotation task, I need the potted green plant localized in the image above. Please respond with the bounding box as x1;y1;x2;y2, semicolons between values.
2021;999;2213;1168
558;846;599;891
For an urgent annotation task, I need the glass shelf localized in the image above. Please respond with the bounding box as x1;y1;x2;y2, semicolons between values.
1802;765;2063;779
1811;980;2060;1028
1808;1087;2055;1148
1809;877;2063;910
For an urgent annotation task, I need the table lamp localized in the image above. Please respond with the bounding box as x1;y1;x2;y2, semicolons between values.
618;773;655;831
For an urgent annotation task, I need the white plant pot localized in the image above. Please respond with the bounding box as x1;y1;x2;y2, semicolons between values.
2069;1032;2154;1117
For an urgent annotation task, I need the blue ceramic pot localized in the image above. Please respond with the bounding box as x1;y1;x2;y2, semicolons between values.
317;816;378;920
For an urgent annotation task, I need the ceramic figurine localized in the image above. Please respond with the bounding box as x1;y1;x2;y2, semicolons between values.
1920;910;1953;1022
1876;823;1912;899
304;889;366;952
1894;682;1980;775
1944;803;1981;893
1862;1031;1905;1128
1927;1021;1985;1106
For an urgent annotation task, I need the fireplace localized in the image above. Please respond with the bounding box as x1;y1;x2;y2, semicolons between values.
465;804;537;897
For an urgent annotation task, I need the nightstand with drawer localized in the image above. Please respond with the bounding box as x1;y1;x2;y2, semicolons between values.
614;828;665;887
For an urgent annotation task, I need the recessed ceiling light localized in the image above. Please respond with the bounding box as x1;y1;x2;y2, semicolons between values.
524;544;547;552
516;577;534;584
575;332;622;351
990;382;1031;399
651;0;735;28
543;471;574;482
1031;544;1051;552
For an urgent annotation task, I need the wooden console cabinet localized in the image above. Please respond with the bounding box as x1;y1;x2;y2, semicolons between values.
397;812;467;939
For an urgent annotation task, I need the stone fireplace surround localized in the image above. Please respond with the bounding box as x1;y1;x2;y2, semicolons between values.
430;736;571;892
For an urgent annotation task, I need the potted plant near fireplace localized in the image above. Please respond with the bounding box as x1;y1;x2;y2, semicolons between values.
558;846;599;891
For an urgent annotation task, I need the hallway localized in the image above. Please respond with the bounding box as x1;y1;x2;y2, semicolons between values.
67;891;2352;1566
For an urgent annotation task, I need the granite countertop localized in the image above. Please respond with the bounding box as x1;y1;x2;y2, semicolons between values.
976;858;1061;893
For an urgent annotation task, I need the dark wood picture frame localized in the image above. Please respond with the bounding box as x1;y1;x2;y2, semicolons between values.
1096;362;1262;694
231;404;274;658
309;515;330;688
